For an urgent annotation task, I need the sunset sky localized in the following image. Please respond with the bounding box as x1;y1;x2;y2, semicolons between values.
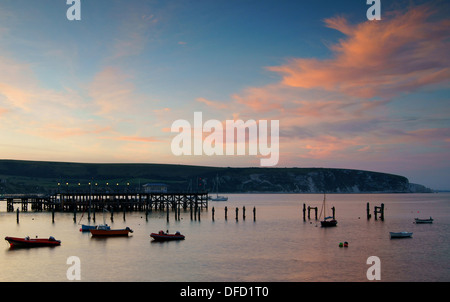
0;0;449;189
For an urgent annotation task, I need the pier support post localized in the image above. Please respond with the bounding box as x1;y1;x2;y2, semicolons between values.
225;206;228;220
212;207;215;221
243;206;246;220
167;203;170;222
332;206;335;219
16;208;19;223
235;207;239;221
52;208;55;223
303;203;306;221
253;206;256;221
367;202;371;219
380;203;384;221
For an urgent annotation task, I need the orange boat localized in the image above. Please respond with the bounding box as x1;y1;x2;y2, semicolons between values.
90;227;133;237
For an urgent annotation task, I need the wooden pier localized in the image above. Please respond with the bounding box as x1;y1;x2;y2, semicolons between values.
0;192;209;213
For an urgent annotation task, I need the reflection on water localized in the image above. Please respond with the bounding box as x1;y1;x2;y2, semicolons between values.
0;193;449;281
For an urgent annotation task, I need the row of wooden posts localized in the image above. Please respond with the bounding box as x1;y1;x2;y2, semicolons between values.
14;205;256;223
302;202;385;221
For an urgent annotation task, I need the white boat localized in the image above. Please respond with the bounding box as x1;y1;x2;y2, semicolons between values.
210;174;228;201
390;231;413;238
414;217;433;224
210;195;228;201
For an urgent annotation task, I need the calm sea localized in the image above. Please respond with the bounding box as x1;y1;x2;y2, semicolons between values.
0;193;449;282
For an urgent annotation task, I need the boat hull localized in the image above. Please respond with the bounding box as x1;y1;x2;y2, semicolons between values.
150;233;185;241
5;236;61;248
390;232;413;238
320;220;337;227
414;218;433;224
90;228;133;237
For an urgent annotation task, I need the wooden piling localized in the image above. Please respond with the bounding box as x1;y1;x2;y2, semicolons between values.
167;203;170;222
253;206;256;221
303;203;306;221
52;208;55;223
367;202;371;219
225;206;228;220
243;206;246;220
235;207;239;221
16;208;19;223
212;207;215;221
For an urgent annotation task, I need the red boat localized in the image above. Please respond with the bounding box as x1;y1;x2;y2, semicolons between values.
5;236;61;248
150;230;185;241
90;227;133;237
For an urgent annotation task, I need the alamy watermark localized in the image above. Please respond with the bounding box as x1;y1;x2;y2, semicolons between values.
171;112;279;167
66;256;81;280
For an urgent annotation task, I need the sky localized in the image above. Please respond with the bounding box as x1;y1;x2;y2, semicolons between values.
0;0;449;189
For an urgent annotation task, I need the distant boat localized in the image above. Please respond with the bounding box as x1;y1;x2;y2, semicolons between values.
90;226;133;237
210;174;228;201
210;195;228;201
5;236;61;248
414;217;433;224
319;194;337;227
390;231;413;238
150;230;185;241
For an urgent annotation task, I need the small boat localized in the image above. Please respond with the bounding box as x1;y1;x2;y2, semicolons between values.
5;236;61;248
414;217;433;224
90;226;133;237
390;231;413;238
320;217;337;227
150;230;185;241
210;195;228;201
80;224;110;232
209;174;228;201
319;194;337;227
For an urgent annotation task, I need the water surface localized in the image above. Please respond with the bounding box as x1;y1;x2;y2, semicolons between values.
0;193;448;282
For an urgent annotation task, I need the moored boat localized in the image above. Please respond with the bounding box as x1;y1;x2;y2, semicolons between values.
150;230;185;241
319;194;337;227
414;217;433;224
390;231;413;238
320;217;337;227
90;226;133;237
5;236;61;248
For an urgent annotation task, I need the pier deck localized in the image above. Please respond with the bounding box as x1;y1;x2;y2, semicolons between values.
0;192;209;212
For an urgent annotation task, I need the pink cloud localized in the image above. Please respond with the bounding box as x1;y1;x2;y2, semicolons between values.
268;5;450;99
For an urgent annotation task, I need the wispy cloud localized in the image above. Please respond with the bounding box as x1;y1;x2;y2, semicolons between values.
268;5;450;98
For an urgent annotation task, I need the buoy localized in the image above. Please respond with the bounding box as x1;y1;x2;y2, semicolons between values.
344;241;348;247
339;242;343;247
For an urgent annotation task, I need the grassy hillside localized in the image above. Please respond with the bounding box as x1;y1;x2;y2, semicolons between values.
0;159;415;194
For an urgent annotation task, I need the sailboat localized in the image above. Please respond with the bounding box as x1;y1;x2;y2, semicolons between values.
210;175;228;201
320;194;337;227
